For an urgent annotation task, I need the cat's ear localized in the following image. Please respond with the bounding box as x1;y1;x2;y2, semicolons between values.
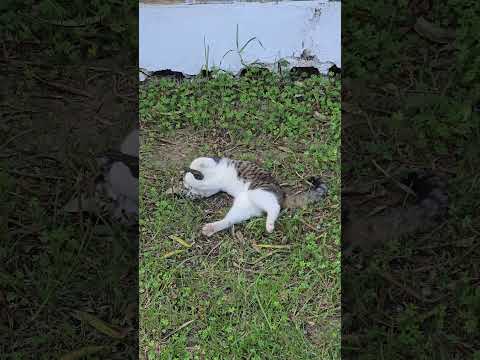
196;157;214;169
200;158;212;168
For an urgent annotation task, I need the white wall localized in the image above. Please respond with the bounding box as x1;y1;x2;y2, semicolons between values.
139;0;341;79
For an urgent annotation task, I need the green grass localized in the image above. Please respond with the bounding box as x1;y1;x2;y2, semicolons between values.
342;0;480;358
2;0;137;62
0;101;138;358
1;1;136;358
1;11;138;355
139;70;341;359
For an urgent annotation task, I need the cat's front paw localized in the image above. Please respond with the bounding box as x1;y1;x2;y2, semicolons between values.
266;222;275;233
202;223;217;237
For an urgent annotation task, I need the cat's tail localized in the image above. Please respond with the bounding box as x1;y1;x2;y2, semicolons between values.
283;177;328;209
342;171;449;257
406;170;449;219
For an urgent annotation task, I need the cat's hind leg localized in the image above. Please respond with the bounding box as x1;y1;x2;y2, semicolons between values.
248;189;281;233
202;192;261;237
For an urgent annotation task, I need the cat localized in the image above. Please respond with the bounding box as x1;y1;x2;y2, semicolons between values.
63;128;139;226
94;150;139;225
182;156;328;237
342;170;449;257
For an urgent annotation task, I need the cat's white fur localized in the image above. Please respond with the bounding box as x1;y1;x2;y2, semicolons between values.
120;128;139;157
105;162;138;221
183;157;281;237
105;128;139;220
63;128;138;225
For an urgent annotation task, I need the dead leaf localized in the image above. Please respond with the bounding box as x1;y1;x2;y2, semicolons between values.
169;235;193;248
414;17;455;44
162;249;186;258
73;311;127;339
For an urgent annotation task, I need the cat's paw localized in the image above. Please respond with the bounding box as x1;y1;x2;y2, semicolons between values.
202;223;217;237
266;222;275;233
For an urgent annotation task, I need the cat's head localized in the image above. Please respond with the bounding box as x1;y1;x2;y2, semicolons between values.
182;157;221;199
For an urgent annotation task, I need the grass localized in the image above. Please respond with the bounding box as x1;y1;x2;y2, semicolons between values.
139;69;341;359
1;0;139;358
2;0;137;62
1;7;139;355
342;0;480;358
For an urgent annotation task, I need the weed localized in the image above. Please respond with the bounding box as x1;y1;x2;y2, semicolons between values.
139;72;341;358
220;24;265;69
342;0;480;357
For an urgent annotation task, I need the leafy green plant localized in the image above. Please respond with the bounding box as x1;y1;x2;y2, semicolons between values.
342;0;480;358
139;72;340;359
202;36;210;76
140;72;340;149
2;0;136;61
220;24;265;68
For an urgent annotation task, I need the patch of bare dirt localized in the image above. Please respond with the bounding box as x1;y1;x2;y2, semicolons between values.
144;127;295;172
145;128;203;170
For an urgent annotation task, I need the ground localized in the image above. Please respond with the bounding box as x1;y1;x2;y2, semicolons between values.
1;53;139;358
342;1;480;358
2;2;139;358
139;70;341;359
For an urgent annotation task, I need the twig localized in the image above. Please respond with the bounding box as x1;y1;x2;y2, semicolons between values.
366;205;387;217
6;169;64;180
224;144;241;154
414;221;448;246
253;243;292;250
299;219;322;233
0;129;34;152
233;262;264;274
371;160;416;197
161;319;195;342
33;74;93;98
450;240;480;275
411;262;449;273
158;138;176;145
254;285;272;331
247;251;279;266
37;16;102;27
206;240;224;257
379;272;445;304
341;188;372;196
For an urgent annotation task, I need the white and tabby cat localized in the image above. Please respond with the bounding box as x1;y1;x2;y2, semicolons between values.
183;156;327;237
63;128;139;226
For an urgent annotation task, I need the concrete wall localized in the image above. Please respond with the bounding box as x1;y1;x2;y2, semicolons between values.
139;0;341;80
